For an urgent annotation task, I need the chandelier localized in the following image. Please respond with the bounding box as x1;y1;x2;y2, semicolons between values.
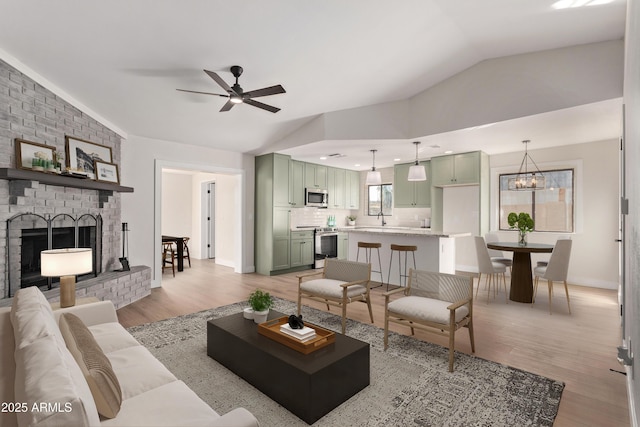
508;140;546;191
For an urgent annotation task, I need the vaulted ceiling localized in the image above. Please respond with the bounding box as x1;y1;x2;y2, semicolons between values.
0;0;627;169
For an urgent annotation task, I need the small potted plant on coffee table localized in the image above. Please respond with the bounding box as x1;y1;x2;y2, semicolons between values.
248;289;274;324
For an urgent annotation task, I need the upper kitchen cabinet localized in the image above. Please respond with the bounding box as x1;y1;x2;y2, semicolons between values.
327;167;346;209
394;161;431;208
289;160;305;207
304;163;328;189
431;151;483;187
345;169;360;210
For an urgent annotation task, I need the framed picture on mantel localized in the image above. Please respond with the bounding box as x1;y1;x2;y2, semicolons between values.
15;138;55;171
94;160;120;184
65;136;112;179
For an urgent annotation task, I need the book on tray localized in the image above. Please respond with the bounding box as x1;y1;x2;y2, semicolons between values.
280;324;316;341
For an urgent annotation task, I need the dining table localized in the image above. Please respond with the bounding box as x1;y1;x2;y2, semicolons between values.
161;235;185;272
486;242;554;303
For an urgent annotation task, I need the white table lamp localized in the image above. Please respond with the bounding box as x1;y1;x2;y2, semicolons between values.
41;248;93;308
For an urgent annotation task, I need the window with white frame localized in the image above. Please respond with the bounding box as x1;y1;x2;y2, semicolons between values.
498;169;574;232
368;184;393;216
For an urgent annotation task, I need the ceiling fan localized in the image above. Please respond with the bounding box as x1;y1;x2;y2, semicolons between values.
177;65;286;113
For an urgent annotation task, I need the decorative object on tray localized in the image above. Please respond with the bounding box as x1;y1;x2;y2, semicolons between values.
94;160;120;184
15;138;55;172
65;135;112;180
257;316;335;354
507;211;534;245
248;289;273;324
288;314;304;329
347;215;357;226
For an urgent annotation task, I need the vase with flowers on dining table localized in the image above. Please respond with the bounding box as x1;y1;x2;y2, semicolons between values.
508;212;534;246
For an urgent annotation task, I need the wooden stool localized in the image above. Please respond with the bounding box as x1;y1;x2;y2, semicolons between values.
388;244;417;289
356;241;384;288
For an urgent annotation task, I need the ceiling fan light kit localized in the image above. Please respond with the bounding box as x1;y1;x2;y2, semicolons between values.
177;65;285;113
366;149;382;185
407;141;427;181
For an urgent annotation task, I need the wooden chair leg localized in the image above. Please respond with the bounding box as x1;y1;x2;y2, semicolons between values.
297;287;302;316
384;311;389;350
448;329;455;372
366;295;374;324
468;320;475;353
548;279;553;314
564;280;572;314
341;293;348;334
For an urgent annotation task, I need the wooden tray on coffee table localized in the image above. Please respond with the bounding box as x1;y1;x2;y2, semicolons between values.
258;316;335;354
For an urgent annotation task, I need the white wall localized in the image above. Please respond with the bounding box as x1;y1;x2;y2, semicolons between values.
162;172;194;238
121;135;255;287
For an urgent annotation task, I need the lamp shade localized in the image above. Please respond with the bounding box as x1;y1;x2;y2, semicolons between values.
41;248;92;277
407;164;427;181
366;170;382;185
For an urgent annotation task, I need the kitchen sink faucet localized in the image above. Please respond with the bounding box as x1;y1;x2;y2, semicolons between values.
377;212;387;226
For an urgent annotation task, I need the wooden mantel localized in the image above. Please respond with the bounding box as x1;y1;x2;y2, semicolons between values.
0;168;134;193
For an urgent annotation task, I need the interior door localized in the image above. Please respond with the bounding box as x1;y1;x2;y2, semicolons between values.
207;182;215;259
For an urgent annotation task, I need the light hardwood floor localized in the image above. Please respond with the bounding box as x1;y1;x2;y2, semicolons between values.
117;259;630;426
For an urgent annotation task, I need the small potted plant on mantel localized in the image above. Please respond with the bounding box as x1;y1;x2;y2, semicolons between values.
347;215;357;226
247;289;274;324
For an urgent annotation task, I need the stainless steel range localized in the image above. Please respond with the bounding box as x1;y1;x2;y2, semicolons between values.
296;226;338;268
314;227;338;269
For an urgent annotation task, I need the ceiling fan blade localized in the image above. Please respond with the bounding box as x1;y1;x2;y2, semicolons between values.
244;98;281;113
176;89;228;98
204;69;236;95
219;99;236;112
243;84;286;99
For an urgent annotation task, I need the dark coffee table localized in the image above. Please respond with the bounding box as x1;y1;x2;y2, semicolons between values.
207;310;370;424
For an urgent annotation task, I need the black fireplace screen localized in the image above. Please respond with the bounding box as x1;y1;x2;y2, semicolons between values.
6;213;102;297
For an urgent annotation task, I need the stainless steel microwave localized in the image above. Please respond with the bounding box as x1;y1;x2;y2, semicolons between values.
305;188;328;208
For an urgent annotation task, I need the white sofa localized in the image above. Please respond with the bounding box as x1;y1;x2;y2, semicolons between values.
0;287;260;427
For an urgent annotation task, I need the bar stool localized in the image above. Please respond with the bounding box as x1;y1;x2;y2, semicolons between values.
356;241;384;288
388;244;417;289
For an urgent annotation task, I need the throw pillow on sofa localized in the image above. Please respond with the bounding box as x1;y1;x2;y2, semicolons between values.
59;313;123;419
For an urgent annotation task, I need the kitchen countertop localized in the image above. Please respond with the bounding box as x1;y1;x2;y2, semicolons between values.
338;226;471;238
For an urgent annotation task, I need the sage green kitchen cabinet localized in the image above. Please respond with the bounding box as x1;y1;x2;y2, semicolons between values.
290;231;314;267
431;151;481;187
327;167;346;209
430;151;489;236
304;163;328;189
289;160;305;207
393;161;431;207
337;233;349;260
344;169;360;209
272;153;292;207
256;153;295;275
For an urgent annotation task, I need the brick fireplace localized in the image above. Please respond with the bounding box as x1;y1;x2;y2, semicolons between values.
0;58;150;308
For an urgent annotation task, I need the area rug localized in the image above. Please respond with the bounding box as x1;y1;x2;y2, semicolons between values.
128;297;564;426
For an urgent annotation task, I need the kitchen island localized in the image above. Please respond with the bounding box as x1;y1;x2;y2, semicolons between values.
340;227;471;287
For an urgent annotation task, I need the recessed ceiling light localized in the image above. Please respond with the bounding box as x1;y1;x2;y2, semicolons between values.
429;144;440;149
444;150;453;154
319;156;327;160
394;158;401;161
354;164;360;167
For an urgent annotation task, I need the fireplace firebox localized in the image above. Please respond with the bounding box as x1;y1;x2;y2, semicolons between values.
7;213;102;297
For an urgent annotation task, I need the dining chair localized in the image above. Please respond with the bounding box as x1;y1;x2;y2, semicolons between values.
474;236;508;302
533;239;572;314
484;232;512;271
162;242;176;277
